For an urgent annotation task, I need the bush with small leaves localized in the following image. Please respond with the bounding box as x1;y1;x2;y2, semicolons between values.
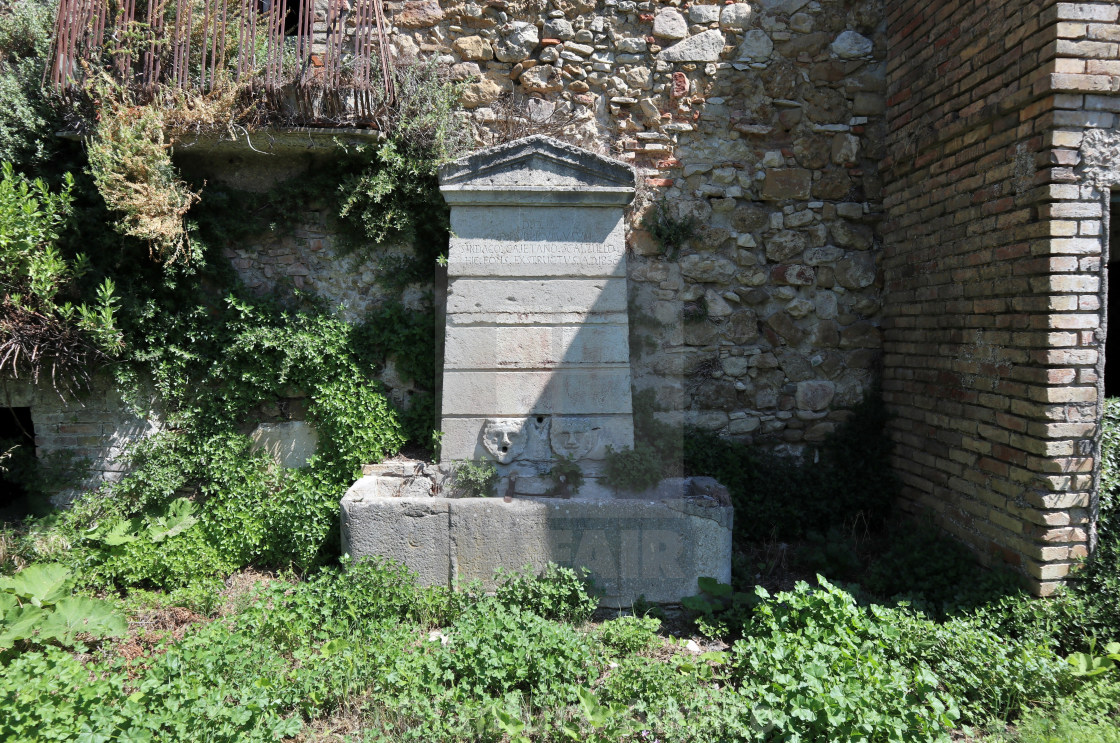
494;563;599;623
597;614;661;654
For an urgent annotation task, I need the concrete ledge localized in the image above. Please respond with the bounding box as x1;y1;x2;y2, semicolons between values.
340;492;732;606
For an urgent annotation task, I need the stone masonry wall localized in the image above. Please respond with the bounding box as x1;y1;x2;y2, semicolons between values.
3;377;161;504
380;0;890;449
882;0;1120;594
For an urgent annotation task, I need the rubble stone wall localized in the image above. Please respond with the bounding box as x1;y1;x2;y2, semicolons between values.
882;0;1120;594
376;0;890;448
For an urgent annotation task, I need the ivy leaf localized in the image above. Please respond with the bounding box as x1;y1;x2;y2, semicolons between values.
0;563;74;607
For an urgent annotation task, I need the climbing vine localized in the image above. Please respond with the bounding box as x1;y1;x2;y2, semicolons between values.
0;10;469;589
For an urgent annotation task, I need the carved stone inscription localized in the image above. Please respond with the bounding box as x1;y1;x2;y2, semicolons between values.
439;136;637;495
458;242;619;266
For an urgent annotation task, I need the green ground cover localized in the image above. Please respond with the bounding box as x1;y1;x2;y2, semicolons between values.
2;2;1120;740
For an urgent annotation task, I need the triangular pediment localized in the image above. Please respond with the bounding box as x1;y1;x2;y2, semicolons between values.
439;135;635;191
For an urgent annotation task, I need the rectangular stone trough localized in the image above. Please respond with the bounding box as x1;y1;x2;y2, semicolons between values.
340;493;733;607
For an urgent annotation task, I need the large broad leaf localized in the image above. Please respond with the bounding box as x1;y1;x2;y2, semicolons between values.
99;517;144;546
697;577;733;597
0;563;74;607
38;596;127;645
1067;651;1115;678
146;498;198;543
0;604;46;647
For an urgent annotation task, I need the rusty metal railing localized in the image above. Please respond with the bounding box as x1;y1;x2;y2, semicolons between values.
48;0;396;123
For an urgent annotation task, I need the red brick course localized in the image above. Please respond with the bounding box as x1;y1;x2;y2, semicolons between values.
884;0;1119;594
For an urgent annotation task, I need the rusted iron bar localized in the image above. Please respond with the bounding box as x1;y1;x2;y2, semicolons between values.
48;0;399;124
373;0;394;106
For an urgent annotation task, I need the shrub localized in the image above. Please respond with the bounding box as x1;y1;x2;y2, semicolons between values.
1071;397;1120;639
599;655;699;706
493;563;599;623
449;459;499;498
889;610;1070;724
438;600;595;697
0;163;121;392
602;442;662;492
731;579;959;743
641;197;696;260
548;455;584;497
0;0;58;172
597;614;661;653
863;522;1024;618
87;90;200;264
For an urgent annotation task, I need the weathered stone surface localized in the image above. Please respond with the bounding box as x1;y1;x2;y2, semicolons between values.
796;380;836;411
397;0;443;28
684;319;720;345
756;0;811;11
439;137;636;468
693;379;738;409
453;35;494;61
831;220;874;250
657;30;726;62
346;464;434;499
804;246;843;265
776;348;813;381
727;310;760;343
555;0;596;14
804;422;836;442
341;495;733;606
341;497;451;586
831;30;873;59
544;18;574;40
732;203;770;232
460;74;510;108
653;9;689;39
765;311;806;345
690;4;721;23
762;169;812;200
719;3;752;30
839;322;881;349
616;36;648;53
495;21;539;62
737;30;774;62
520;64;564;93
765;230;808;262
806;88;850;123
249;421;318;468
812;319;840;346
449;61;481;81
680;254;737;283
791;135;831;169
835;253;877;289
832;133;860;164
704;289;733;317
772;264;815;285
446;325;630;369
813;169;854;199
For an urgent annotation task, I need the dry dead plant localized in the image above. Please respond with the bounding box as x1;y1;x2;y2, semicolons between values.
87;84;201;264
0;303;107;395
475;92;588;148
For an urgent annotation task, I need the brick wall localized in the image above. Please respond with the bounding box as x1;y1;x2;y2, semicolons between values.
883;0;1120;594
3;376;160;504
